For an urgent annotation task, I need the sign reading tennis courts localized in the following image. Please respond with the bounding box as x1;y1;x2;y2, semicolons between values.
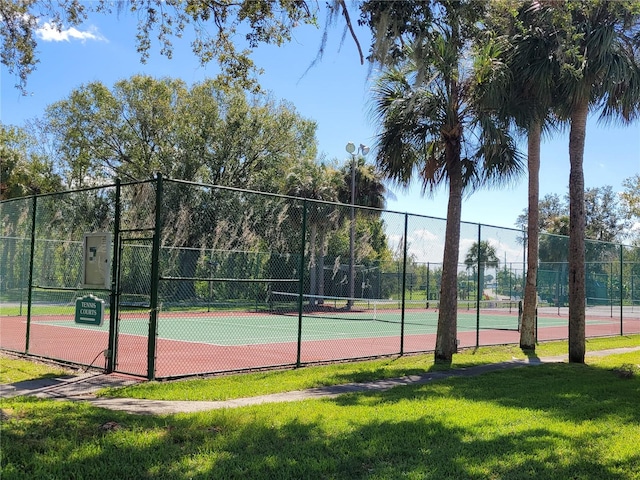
75;295;105;326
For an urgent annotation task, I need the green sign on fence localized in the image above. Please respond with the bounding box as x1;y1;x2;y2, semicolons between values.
75;295;105;326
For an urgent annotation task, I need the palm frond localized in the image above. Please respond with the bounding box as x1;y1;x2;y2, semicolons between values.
471;112;525;189
596;46;640;123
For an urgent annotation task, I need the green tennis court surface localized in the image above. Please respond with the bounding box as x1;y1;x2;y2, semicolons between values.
32;307;592;346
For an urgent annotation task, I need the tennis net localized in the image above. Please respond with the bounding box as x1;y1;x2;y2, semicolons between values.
268;291;424;323
268;292;520;330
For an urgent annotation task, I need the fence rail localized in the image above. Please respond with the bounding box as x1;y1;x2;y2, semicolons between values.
2;176;639;379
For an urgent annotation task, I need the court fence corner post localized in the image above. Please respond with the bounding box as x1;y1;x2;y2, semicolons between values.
400;213;408;355
107;179;121;373
25;195;37;354
476;223;481;348
620;244;624;336
296;199;307;368
147;174;163;380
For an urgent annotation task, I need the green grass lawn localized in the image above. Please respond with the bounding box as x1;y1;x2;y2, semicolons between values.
99;335;640;401
0;353;73;384
1;338;639;479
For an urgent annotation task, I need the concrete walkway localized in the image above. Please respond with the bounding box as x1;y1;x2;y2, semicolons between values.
2;347;639;415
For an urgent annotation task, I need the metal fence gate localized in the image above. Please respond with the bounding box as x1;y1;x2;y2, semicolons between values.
111;236;154;377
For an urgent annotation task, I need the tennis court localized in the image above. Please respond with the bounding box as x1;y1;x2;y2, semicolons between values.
25;298;530;345
5;296;638;377
13;294;640;340
30;308;630;346
3;179;639;379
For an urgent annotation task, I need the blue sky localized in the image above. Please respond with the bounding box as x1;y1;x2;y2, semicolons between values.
1;7;639;237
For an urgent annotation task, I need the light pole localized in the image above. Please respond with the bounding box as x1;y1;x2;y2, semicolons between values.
345;142;369;308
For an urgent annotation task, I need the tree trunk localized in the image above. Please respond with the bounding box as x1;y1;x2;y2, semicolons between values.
568;102;588;363
308;222;318;306
521;120;542;350
435;147;462;364
317;228;326;304
1;234;11;291
177;246;198;300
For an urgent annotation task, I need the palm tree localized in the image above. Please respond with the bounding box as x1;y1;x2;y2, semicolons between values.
464;241;500;300
332;155;387;308
548;1;640;363
476;1;560;351
283;159;343;305
347;158;387;212
371;2;523;364
337;156;387;304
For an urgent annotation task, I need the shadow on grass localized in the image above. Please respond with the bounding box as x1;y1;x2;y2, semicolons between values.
318;354;514;386
334;362;640;424
0;358;75;385
2;362;639;479
522;347;541;363
7;371;73;383
322;365;430;385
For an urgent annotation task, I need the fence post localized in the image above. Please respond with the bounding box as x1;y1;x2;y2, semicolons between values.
147;174;163;380
426;262;430;307
400;213;408;355
24;195;37;354
107;179;121;373
296;200;307;367
620;245;624;336
522;228;527;301
476;224;481;348
19;235;26;316
509;262;512;313
610;261;614;318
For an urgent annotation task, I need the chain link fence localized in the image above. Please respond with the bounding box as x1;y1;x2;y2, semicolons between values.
2;176;639;379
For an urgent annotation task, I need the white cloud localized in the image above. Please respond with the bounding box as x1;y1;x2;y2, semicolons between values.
407;243;444;264
413;229;438;242
387;233;403;254
386;228;527;265
406;228;444;264
459;237;477;258
36;23;106;43
485;238;525;265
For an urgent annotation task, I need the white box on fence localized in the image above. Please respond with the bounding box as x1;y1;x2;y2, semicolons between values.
83;233;112;289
